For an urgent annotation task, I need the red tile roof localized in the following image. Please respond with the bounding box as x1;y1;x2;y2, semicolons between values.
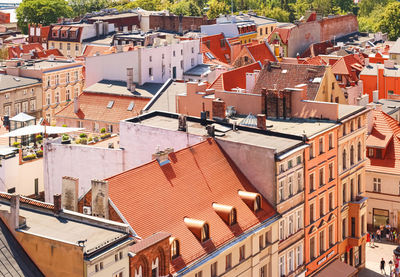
105;139;276;272
268;28;291;44
81;45;136;58
301;41;334;58
35;48;63;58
367;110;400;175
0;193;53;210
201;33;232;65
55;92;149;123
246;43;276;64
252;62;327;100
209;62;262;91
301;56;327;66
331;54;365;84
8;43;43;59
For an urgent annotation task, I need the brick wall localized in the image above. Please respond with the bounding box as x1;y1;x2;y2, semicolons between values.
87;16;140;31
264;89;292;118
129;238;171;277
149;15;215;32
320;14;358;42
0;11;10;24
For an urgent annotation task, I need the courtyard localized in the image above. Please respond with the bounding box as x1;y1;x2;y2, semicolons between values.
360;241;398;276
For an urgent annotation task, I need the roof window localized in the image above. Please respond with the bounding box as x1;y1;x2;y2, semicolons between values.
107;100;114;109
127;101;135;111
205;52;215;60
212;203;237;226
184;218;210;243
238;190;261;212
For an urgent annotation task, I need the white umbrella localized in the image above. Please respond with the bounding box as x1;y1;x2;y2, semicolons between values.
0;125;84;138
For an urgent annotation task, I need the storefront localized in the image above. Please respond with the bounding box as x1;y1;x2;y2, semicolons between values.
373;208;389;229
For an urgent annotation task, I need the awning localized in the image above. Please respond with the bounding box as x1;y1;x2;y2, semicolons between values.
0;146;17;156
9;112;35;122
0;125;84;137
314;260;357;277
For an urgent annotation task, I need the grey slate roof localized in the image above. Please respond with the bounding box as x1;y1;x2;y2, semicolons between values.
0;75;40;92
0;219;44;276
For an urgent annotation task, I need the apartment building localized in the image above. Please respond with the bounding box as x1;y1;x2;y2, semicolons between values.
337;106;368;271
0;74;42;118
4;58;84;124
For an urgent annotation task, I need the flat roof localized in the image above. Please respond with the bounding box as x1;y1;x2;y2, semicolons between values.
0;203;129;255
183;64;211;76
376;99;400;115
144;80;186;113
338;104;367;120
264;118;337;137
84;79;163;98
22;60;81;71
127;112;304;154
89;13;138;21
0;75;40;91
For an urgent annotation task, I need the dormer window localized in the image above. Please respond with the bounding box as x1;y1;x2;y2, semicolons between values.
212;203;237;226
184;218;210;243
170;238;180;259
238;191;262;212
229;208;237;225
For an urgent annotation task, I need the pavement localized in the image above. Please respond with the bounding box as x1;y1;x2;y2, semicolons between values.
359;240;397;277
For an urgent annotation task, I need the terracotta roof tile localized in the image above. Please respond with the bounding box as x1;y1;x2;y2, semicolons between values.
268;28;291;44
0;193;53;210
209;62;261;91
105;139;276;272
55;92;149;123
201;34;232;64
252;62;327;100
246;43;276;64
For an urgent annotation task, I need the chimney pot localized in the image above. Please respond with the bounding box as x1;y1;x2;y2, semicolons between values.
257;114;266;130
178;115;187;131
53;194;62;215
10;194;20;229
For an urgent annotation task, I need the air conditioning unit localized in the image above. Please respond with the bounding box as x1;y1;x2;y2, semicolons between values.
83;206;91;215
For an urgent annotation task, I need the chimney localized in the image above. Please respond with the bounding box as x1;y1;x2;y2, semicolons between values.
53;194;62;215
375;103;383;111
152;148;174;165
178;114;187;132
73;96;79;113
364;58;369;67
61;176;79;211
261;88;267;115
206;125;215;137
212;98;226;120
373;90;379;103
257;114;266;130
91;180;109;219
10;194;20;229
127;68;135;92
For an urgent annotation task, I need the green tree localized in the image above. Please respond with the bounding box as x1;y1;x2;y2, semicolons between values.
206;0;230;19
357;4;384;32
261;6;290;22
289;0;311;20
334;0;353;12
123;0;170;11
16;0;72;34
69;0;109;17
312;0;332;16
358;0;393;17
379;2;400;40
170;0;202;16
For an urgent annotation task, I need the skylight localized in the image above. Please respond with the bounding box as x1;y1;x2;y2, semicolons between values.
107;100;114;109
281;69;287;74
205;52;215;60
312;77;322;83
127;101;135;111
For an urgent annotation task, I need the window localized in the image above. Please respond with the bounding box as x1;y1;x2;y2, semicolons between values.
74;70;78;80
350;179;354;201
309;142;314;159
289;215;294;235
350;145;354;166
288;177;293;197
149;68;153;77
351;121;354;132
265;231;270;246
225;253;232;270
329;163;334;181
297;210;302;229
319;137;324;154
95;264;99;272
152;258;159;277
357;142;362;161
191;58;194;66
66;72;70;83
309;173;315;192
343;124;346;136
342;149;347;170
22;101;28;113
181;49;183;55
75;87;79;97
107;124;113;133
14;103;21;114
329;192;333;211
297;245;303;266
211;262;217;277
368;148;374;157
260;265;268;277
320;197;324;216
75;44;79;51
310;237;315;260
310;203;314;223
56;75;59;85
319;230;325;254
373;178;381;192
239;245;245;261
329;224;334;247
288;250;294;273
297;172;303;192
343;183;347;204
30;100;36;111
180;60;184;69
342;218;347;240
259;28;263;35
194;271;202;277
201;223;209;242
254;195;261;211
358;117;361;129
115;253;118;261
171;240;180;259
288;160;293;169
67;43;70;51
162;54;164;59
66;89;70;101
59;42;62;50
100;262;103;270
279;181;284;202
280;164;284;173
319;167;324;187
376;149;382;159
229;208;237;225
357;174;361;195
173;50;176;57
351;217;355;237
7;187;15;194
361;215;365;234
279;256;285;277
279;220;285;240
149;56;152;62
4;106;10;116
297;155;302;165
259;234;264;250
55;91;60;103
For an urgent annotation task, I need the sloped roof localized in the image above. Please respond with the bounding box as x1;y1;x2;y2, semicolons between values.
252;62;327;100
268;27;291;44
301;41;334;58
55;92;149;123
7;43;43;59
201;33;232;65
105;139;276;272
246;42;276;64
301;56;327;66
0;219;44;276
209;62;261;92
367;110;400;175
331;54;365;83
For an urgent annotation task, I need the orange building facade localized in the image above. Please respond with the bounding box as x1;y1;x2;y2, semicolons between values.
304;128;339;276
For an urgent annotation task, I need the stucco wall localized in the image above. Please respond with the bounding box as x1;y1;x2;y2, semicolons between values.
288;21;320;58
43;142;124;203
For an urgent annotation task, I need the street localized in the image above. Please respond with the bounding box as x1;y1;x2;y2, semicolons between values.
360;241;397;276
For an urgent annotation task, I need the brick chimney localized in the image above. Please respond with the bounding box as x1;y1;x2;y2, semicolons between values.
53;194;62;215
61;176;79;212
73;96;79;114
152;148;174;165
178;115;187;132
257;114;266;130
127;68;135;92
91;180;109;219
261;88;267;115
10;194;20;229
212;98;226;120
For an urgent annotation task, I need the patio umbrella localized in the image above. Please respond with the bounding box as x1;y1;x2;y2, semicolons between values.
0;125;84;138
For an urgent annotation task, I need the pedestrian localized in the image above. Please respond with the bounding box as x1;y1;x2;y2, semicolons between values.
381;258;386;275
372;233;375;247
367;232;371;247
377;229;382;241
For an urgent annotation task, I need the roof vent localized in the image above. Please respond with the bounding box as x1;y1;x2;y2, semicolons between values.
152;147;174;166
13;77;21;82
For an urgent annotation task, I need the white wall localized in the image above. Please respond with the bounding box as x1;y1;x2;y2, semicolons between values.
201;24;239;38
43;142;124;203
0;157;43;196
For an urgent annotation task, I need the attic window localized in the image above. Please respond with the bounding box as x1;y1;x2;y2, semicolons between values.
107;100;114;109
184;218;210;243
127;101;135;111
170;238;180;259
212;203;237;226
238;190;262;212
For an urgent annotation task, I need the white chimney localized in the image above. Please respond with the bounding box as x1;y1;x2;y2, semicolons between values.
73;96;79;113
10;195;20;229
246;70;260;93
127;68;135;92
373;90;379;103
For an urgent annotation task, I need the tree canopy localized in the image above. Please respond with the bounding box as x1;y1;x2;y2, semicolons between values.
379;2;400;40
17;0;72;34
